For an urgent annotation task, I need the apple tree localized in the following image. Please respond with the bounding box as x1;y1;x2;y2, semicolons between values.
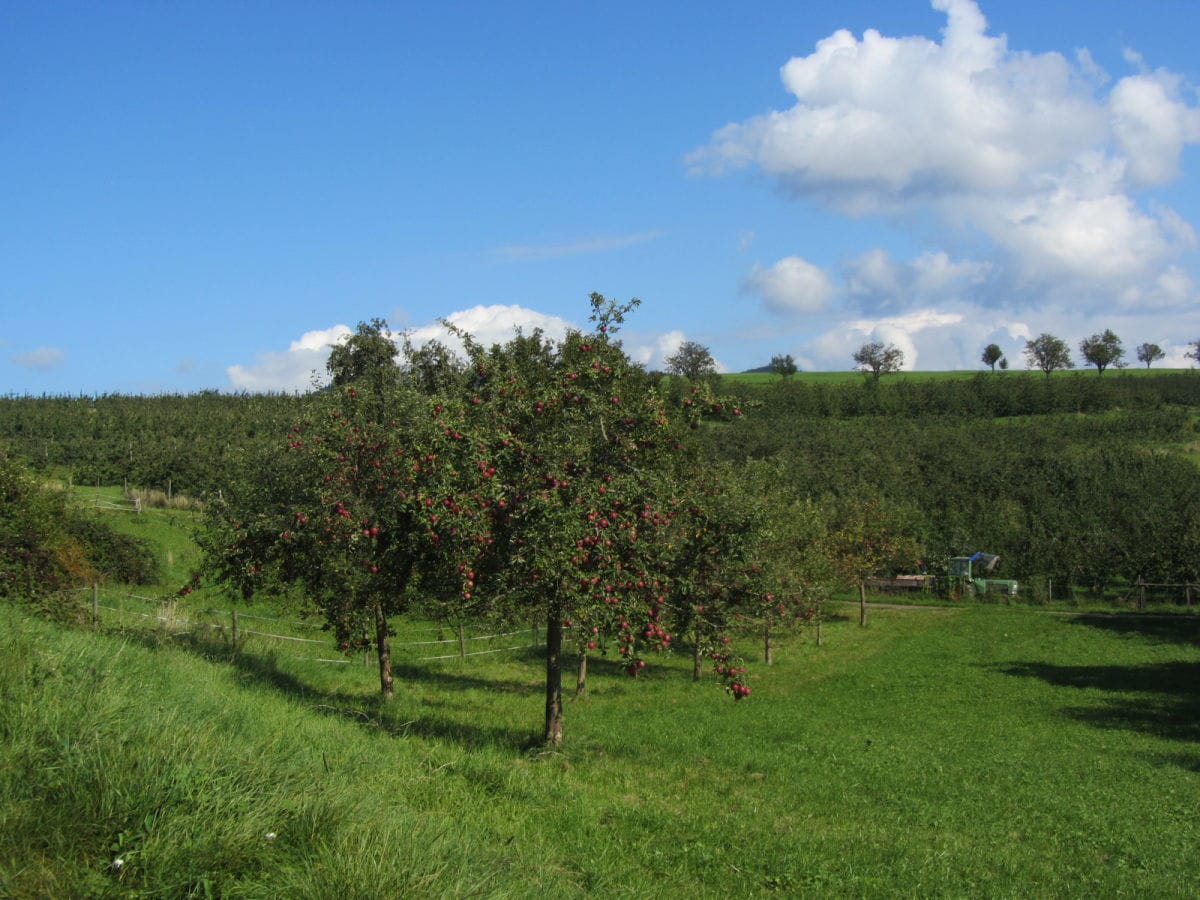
434;296;748;742
201;379;477;701
742;488;834;658
823;495;922;627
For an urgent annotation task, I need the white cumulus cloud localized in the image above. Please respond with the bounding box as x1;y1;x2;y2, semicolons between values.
1110;70;1200;187
742;256;833;314
689;0;1200;311
226;325;352;392
404;305;575;350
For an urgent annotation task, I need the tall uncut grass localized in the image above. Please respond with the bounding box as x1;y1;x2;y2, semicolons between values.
3;601;1200;897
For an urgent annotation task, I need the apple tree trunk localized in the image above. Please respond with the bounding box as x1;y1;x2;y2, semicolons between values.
374;599;394;702
544;598;564;746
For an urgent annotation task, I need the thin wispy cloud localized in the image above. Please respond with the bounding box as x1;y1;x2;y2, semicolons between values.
12;347;65;371
492;230;665;262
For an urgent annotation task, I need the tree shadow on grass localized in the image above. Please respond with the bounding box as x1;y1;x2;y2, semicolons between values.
999;659;1200;766
113;625;542;751
1067;613;1200;648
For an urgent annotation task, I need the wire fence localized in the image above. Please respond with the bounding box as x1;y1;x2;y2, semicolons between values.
79;584;543;667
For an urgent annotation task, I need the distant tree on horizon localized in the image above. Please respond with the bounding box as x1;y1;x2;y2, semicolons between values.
1187;339;1200;366
852;342;904;380
981;343;1004;371
665;341;718;382
1135;342;1165;369
1079;329;1125;374
1024;333;1073;376
770;353;798;379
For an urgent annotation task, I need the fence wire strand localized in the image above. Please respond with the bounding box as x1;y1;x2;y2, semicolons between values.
89;589;541;665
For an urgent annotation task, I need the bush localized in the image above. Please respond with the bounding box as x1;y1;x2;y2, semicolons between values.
0;450;159;610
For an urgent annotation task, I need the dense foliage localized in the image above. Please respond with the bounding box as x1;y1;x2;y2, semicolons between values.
698;379;1200;591
5;365;1199;609
0;391;308;498
0;450;159;611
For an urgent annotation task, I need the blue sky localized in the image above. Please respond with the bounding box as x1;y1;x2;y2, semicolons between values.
3;0;1199;394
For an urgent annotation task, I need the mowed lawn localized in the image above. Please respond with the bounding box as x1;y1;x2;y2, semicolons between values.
3;602;1198;897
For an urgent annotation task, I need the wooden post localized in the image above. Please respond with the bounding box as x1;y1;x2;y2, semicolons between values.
457;621;467;660
531;615;539;647
576;651;588;697
1138;580;1146;612
231;609;239;658
1187;583;1193;611
859;582;868;627
92;582;99;629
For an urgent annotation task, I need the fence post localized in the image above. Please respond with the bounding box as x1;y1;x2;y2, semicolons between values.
1188;583;1194;612
231;609;239;659
458;621;467;660
531;615;539;647
92;582;99;629
1138;580;1146;612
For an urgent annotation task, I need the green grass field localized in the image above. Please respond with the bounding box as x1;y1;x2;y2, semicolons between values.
4;597;1199;897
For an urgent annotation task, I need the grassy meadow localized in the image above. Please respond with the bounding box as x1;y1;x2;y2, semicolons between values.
4;592;1199;897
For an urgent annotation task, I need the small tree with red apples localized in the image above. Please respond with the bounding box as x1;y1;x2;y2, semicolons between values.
202;372;487;700
438;295;748;743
